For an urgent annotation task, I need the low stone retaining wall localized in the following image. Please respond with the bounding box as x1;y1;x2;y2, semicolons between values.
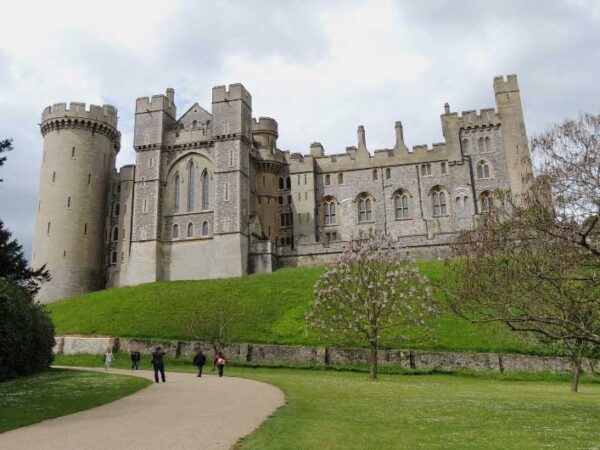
54;336;599;374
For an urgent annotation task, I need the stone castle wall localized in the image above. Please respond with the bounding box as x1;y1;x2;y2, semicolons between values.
54;336;600;375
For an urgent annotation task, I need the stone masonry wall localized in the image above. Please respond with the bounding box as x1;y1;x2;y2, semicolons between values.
54;336;600;375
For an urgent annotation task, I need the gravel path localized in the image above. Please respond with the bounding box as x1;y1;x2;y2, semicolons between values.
0;367;285;450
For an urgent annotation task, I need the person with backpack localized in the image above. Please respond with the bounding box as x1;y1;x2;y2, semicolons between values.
192;350;206;377
151;346;166;383
130;350;141;370
213;351;227;378
103;349;113;371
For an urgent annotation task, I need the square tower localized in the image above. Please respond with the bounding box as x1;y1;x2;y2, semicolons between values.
211;84;253;276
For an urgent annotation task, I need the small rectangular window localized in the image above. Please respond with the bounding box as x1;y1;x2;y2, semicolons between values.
52;172;56;183
304;174;307;184
67;196;71;208
47;222;51;235
71;147;75;159
441;162;447;175
143;199;147;213
87;173;91;185
84;223;88;235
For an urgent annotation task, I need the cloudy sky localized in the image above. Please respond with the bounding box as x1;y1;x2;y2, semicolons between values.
0;0;598;260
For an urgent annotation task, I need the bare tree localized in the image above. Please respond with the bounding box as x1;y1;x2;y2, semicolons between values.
185;298;243;356
448;113;599;392
305;234;438;379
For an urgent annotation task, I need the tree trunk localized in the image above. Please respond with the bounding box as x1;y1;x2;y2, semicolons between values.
571;356;582;393
369;344;378;379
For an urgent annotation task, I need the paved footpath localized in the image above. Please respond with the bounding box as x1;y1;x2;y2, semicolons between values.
0;367;285;450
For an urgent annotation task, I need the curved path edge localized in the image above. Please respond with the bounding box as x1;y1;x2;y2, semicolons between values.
0;366;285;450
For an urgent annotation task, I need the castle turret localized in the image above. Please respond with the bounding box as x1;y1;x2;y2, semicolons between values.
494;74;534;199
32;102;120;303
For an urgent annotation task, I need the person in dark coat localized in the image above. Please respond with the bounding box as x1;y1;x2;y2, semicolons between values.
213;351;227;378
151;346;166;383
192;350;206;377
130;350;141;370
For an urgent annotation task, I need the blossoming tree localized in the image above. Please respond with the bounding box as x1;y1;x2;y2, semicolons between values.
305;234;439;379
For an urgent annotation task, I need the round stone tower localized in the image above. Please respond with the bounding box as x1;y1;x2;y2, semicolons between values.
32;102;120;303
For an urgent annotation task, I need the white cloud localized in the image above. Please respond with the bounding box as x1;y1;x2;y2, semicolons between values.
0;0;598;260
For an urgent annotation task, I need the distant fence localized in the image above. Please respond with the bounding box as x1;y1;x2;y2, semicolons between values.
54;335;599;374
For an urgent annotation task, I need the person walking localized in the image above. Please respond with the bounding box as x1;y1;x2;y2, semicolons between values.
151;346;166;383
214;351;227;378
131;350;141;370
103;349;113;371
193;350;206;377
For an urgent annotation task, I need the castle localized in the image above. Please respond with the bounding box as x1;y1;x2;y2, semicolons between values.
32;74;534;303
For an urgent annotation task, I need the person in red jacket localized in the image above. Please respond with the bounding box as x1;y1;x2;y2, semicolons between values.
213;351;227;378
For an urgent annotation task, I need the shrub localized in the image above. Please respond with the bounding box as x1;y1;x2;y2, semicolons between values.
0;279;55;381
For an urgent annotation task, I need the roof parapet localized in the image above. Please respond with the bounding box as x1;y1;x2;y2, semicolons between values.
212;83;252;107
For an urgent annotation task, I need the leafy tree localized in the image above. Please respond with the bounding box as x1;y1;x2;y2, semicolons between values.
0;138;12;181
448;113;599;392
306;234;438;379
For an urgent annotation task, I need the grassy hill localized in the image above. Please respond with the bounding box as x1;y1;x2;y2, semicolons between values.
47;261;550;355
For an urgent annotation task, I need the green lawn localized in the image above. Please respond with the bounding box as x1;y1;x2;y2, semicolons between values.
56;355;600;450
48;263;549;355
0;369;151;433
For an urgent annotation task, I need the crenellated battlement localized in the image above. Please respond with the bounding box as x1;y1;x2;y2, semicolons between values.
457;107;500;129
135;92;176;117
252;116;278;136
41;102;118;128
493;74;519;94
212;83;252;107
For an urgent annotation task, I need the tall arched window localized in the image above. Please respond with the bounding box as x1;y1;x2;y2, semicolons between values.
112;227;119;241
187;160;195;211
480;191;494;212
357;193;373;222
187;223;194;238
394;191;409;219
111;251;117;265
286;177;291;189
279;177;285;190
323;197;337;225
385;168;391;179
173;224;179;238
174;173;181;213
476;160;490;179
338;173;344;184
431;187;447;216
484;137;492;152
202;221;209;236
325;174;331;186
202;170;209;210
478;137;485;153
372;170;378;181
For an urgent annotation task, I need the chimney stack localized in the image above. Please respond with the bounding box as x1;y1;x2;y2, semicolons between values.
166;88;175;103
357;125;367;154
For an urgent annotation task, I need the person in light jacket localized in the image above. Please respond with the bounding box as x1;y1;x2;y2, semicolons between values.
103;349;113;371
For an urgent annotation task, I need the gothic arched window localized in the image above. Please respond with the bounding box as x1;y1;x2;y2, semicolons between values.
173;224;179;238
431;186;447;216
187;160;196;211
202;170;209;210
357;193;373;222
202;221;209;236
394;190;409;220
187;222;194;238
480;191;494;213
325;174;331;186
112;227;119;241
476;160;490;179
174;173;181;213
323;197;338;225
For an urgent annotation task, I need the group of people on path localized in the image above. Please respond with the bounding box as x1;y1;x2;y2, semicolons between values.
102;346;228;382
